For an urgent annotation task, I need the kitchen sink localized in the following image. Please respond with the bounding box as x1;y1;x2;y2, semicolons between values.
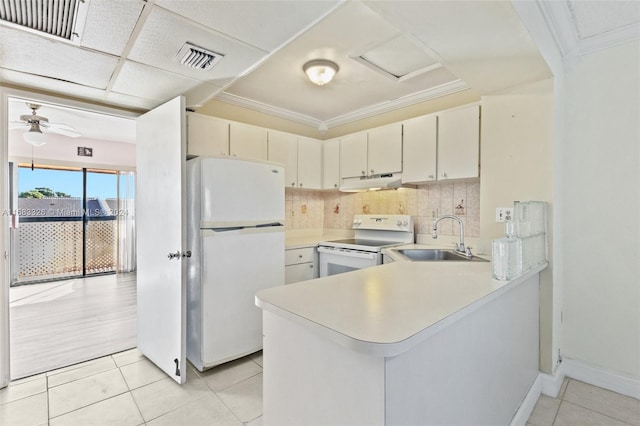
396;249;489;262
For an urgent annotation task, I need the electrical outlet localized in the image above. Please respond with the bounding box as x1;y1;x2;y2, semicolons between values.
495;207;512;222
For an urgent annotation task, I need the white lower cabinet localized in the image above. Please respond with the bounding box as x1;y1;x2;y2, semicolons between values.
284;247;317;284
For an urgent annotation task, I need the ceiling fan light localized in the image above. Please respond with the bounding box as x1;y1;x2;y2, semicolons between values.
303;60;339;86
23;126;47;147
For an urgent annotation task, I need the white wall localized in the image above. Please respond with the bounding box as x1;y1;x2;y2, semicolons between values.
8;130;135;171
560;40;640;380
479;78;554;372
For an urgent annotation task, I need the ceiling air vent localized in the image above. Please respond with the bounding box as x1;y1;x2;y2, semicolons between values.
0;0;87;41
175;42;224;71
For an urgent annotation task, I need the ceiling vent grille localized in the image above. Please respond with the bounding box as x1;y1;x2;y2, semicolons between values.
0;0;84;41
175;42;224;71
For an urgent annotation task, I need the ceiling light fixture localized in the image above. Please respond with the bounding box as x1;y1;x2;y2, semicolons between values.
303;60;339;86
23;123;47;147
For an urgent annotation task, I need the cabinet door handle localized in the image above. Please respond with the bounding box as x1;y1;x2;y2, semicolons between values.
370;169;375;174
309;264;313;268
361;170;366;175
334;183;338;188
298;254;303;258
291;182;295;187
299;182;303;187
428;174;435;179
441;172;447;178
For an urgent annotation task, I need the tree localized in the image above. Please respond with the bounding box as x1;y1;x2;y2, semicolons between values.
19;187;71;198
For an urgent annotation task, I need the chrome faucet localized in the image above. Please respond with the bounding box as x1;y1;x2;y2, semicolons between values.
432;215;472;257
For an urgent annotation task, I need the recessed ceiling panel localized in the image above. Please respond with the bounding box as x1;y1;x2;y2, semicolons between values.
126;6;266;86
359;35;439;78
155;0;341;51
0;26;119;89
80;0;144;56
364;0;551;94
222;1;461;122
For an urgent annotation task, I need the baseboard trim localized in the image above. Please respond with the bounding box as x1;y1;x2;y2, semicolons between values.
510;375;542;426
511;358;640;425
560;358;640;400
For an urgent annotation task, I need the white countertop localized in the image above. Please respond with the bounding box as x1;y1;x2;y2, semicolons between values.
256;260;547;357
285;229;353;249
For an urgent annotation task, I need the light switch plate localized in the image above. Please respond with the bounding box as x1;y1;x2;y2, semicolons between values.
496;207;512;222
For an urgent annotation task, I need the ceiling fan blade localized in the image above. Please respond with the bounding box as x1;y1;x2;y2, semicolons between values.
9;121;28;130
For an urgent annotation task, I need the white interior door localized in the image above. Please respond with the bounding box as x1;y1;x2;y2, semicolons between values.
136;96;187;384
0;92;9;389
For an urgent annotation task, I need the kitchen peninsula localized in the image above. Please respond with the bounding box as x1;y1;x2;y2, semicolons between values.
256;260;547;425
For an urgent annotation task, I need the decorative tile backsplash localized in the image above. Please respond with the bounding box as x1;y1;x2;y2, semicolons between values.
285;180;480;238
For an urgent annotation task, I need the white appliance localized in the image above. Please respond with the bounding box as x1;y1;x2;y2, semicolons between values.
318;214;414;277
186;156;285;371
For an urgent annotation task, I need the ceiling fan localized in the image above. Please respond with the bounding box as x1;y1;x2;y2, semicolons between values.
11;103;81;146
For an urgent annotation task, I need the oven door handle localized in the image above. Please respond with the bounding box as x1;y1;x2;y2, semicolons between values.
317;246;379;260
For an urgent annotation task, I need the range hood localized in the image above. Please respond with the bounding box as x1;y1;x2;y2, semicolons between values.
339;173;403;192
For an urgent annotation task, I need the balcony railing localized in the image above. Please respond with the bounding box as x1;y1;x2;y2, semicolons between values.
15;217;117;284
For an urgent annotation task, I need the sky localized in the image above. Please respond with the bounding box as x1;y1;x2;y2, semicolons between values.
18;167;120;199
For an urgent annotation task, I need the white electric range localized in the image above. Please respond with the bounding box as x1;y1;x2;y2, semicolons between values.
317;214;414;277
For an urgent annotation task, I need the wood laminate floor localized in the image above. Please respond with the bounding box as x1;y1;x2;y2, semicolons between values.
9;273;137;380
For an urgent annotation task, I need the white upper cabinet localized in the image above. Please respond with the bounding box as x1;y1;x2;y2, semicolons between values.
402;114;437;183
230;122;268;160
268;131;322;189
268;130;298;187
339;124;402;179
339;132;368;178
367;123;402;175
437;104;480;180
401;104;480;184
322;138;340;190
186;113;229;157
297;137;322;189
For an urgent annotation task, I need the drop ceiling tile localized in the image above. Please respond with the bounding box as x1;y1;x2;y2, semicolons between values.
155;0;340;51
2;67;152;113
0;27;118;89
80;0;144;56
568;1;640;40
126;6;266;86
111;60;215;102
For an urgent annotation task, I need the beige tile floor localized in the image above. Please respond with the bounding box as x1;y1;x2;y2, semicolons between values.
527;378;640;426
0;348;264;426
2;346;639;426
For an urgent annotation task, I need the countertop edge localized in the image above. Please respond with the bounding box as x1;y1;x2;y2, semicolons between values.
256;262;548;357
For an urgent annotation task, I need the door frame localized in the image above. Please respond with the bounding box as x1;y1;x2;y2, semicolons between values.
0;87;139;387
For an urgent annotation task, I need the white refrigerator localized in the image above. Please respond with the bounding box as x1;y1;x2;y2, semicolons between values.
186;156;285;371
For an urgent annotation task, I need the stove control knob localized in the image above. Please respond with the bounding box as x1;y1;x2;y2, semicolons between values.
402;219;409;226
397;219;403;226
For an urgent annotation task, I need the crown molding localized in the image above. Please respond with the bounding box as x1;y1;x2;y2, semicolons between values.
323;79;469;129
216;79;469;132
215;92;323;129
537;0;579;58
